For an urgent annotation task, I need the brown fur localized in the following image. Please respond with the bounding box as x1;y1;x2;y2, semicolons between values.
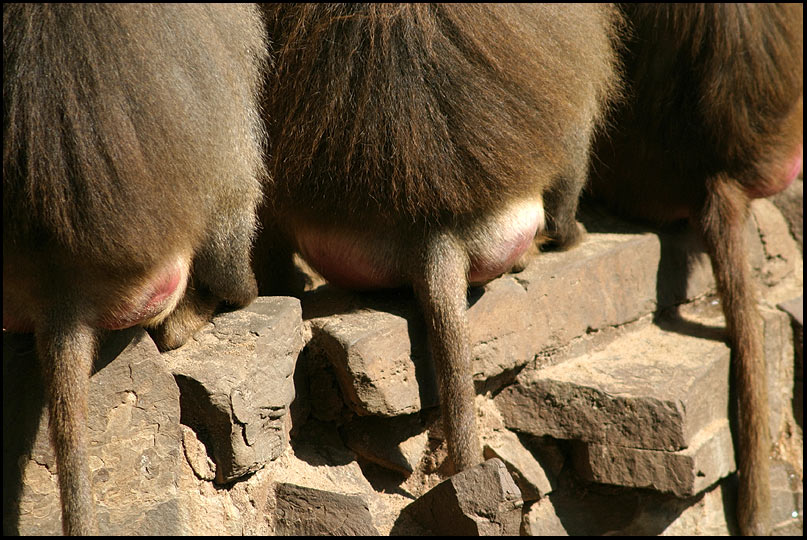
590;4;803;535
256;4;621;472
3;4;268;534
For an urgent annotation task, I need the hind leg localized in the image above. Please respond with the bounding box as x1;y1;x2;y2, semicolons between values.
147;280;219;351
152;195;259;351
540;135;590;252
193;197;260;308
252;213;312;297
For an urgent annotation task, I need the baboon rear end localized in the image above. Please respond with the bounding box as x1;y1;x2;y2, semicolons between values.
256;4;621;472
590;4;803;535
3;4;268;534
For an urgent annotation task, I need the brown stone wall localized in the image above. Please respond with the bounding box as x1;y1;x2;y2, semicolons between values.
4;198;802;535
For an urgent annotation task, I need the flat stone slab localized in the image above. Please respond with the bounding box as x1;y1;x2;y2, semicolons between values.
164;296;304;483
494;312;732;452
573;418;736;496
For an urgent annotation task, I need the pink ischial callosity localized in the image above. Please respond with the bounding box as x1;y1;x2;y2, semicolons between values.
2;261;187;333
295;201;543;292
466;201;543;286
784;144;804;184
98;262;185;330
745;143;803;199
468;226;536;286
297;231;403;291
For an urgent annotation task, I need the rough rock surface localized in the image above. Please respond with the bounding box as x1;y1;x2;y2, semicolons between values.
164;297;303;483
770;178;803;252
274;482;379;535
4;199;802;536
399;458;523;536
5;328;183;536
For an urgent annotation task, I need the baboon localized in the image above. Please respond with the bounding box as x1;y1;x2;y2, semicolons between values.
255;4;621;473
3;4;267;535
589;4;803;535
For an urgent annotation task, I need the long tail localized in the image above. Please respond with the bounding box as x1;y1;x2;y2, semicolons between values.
697;174;771;536
412;232;482;472
36;317;98;535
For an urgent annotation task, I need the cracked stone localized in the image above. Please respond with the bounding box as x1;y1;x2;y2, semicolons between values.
164;297;304;483
4;327;183;535
398;458;523;536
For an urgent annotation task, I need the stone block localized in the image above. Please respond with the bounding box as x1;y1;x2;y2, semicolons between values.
520;497;568;536
494;312;731;451
574;419;735;496
398;458;522;536
265;437;391;534
760;305;796;440
274;483;379;535
342;414;428;475
306;294;438;417
778;295;803;427
496;298;794;448
779;295;805;328
751;198;803;286
483;428;553;501
164;296;304;483
522;479;735;536
768;178;803;253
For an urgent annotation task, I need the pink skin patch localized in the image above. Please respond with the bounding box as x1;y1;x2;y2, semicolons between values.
468;225;537;285
746;143;802;199
785;144;803;183
3;262;184;333
99;263;184;330
295;203;542;291
298;233;403;291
